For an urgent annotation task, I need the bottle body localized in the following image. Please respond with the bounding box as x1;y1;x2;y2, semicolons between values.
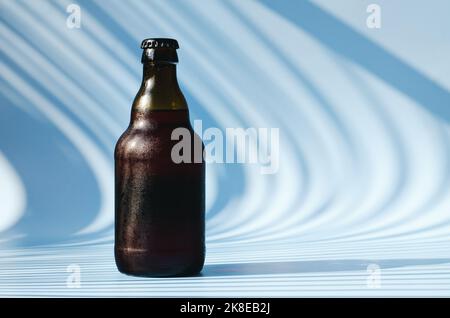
114;39;205;277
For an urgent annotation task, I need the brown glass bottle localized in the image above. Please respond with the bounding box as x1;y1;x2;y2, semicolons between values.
114;38;205;277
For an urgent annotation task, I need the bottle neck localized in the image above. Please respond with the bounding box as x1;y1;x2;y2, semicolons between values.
131;61;187;120
142;63;178;88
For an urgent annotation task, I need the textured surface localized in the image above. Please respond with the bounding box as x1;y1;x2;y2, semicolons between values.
1;0;450;296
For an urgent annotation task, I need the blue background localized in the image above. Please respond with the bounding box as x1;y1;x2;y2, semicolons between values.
1;0;450;296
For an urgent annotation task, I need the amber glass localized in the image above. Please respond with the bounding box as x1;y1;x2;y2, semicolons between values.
114;40;205;277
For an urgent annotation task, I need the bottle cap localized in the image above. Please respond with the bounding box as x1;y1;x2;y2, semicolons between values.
141;38;179;49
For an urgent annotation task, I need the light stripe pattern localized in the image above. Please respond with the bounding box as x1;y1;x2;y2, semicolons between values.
1;0;450;297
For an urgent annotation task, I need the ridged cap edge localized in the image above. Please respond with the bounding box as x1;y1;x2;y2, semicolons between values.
141;38;179;49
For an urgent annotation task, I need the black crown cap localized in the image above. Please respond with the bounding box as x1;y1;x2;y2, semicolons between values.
141;38;179;49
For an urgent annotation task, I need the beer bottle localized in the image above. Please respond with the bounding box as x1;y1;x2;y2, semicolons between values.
114;38;205;277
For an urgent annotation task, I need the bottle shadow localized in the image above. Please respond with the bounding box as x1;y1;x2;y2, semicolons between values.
200;258;450;277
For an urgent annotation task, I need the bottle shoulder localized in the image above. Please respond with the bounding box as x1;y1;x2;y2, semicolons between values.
114;124;197;160
114;127;155;159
